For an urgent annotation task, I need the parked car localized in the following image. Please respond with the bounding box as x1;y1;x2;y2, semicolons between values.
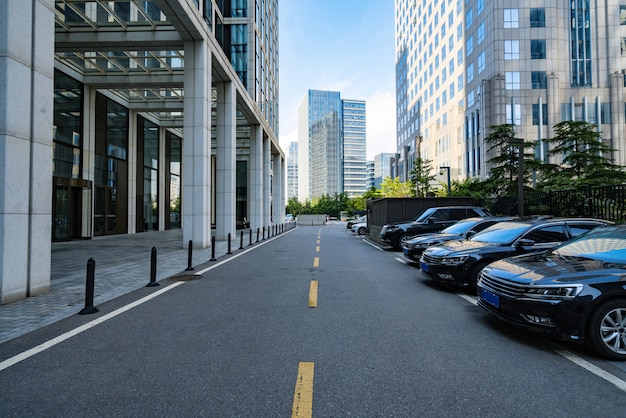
351;222;368;235
419;217;613;293
401;216;517;263
477;225;626;360
380;206;493;250
347;215;366;229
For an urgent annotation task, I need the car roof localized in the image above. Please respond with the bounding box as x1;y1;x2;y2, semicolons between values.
489;216;612;226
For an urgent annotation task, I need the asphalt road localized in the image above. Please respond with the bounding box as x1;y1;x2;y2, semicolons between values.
1;223;626;417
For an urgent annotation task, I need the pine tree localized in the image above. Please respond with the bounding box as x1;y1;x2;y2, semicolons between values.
409;157;437;197
539;120;626;190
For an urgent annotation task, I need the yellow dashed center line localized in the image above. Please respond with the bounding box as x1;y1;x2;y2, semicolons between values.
315;246;320;252
308;280;318;308
313;257;319;267
292;362;315;418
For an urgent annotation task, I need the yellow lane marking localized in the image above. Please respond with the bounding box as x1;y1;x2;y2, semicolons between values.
291;362;315;418
315;246;320;252
308;280;318;308
313;257;319;267
316;239;320;244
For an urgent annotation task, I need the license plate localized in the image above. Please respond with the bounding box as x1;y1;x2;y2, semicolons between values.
420;261;429;272
481;288;500;308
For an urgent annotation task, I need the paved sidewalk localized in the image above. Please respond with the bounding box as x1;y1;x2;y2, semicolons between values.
0;229;257;344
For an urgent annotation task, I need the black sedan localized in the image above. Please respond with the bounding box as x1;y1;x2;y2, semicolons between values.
401;216;517;263
419;217;612;293
477;225;626;360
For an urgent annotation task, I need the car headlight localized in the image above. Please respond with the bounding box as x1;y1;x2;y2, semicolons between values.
523;285;583;300
440;255;469;265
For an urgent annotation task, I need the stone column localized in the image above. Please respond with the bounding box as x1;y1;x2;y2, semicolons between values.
272;154;283;223
263;137;272;226
182;40;212;249
215;81;236;241
248;125;263;230
0;0;54;303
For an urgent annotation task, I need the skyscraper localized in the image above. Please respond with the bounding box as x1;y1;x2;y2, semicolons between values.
287;142;299;199
298;90;367;201
395;0;626;183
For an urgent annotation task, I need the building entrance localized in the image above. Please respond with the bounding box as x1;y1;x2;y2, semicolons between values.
52;177;92;241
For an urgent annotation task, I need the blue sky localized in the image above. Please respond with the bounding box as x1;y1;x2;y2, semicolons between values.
279;0;396;160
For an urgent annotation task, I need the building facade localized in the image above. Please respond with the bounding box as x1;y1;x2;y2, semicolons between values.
0;0;284;304
373;153;396;189
287;141;298;199
395;0;626;185
298;90;367;201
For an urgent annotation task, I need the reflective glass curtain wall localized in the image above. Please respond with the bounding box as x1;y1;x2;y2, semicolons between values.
136;116;159;232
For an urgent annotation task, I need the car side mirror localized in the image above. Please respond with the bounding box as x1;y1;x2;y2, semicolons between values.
465;231;476;239
515;238;535;247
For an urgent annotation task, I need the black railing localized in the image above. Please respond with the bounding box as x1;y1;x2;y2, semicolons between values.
485;184;626;222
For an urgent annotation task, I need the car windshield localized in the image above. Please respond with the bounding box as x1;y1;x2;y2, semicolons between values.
470;221;531;244
552;226;626;264
414;207;438;222
440;219;480;234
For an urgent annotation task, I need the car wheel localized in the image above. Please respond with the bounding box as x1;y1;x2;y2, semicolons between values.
357;226;366;235
469;261;491;295
395;233;411;250
587;299;626;361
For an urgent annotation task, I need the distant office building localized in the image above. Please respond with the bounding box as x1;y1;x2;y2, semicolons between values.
373;153;396;189
287;142;299;199
366;161;375;190
395;1;626;183
0;0;283;304
298;90;367;201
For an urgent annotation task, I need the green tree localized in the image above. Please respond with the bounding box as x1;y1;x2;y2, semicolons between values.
484;124;540;197
409;157;437;197
285;197;303;216
539;120;626;190
379;176;413;197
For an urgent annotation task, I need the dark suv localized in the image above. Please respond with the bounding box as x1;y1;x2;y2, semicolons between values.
380;206;492;250
419;217;613;293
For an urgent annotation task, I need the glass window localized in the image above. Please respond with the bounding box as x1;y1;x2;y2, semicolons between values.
530;8;545;27
531;39;546;59
621;6;626;25
531;71;547;89
466;35;474;56
505;72;521;89
532;104;548;125
478;52;485;73
504;8;519;28
53;71;83;179
524;225;568;243
477;22;485;44
504;40;519;60
506;104;522;125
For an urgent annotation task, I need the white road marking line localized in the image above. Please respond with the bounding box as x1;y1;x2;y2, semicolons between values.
457;293;478;306
361;239;384;251
395;257;408;265
556;350;626;393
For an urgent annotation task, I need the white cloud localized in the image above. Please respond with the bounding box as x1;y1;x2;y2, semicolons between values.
364;89;396;160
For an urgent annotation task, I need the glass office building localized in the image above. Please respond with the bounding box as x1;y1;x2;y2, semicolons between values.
395;0;626;183
298;90;367;201
0;0;284;304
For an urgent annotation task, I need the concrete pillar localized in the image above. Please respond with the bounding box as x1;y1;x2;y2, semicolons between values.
0;0;54;303
249;125;263;230
263;137;272;226
182;40;212;249
215;81;236;241
273;154;283;223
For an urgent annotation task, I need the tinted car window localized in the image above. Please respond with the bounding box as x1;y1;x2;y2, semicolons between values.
472;222;530;244
523;225;567;243
568;223;602;237
450;208;470;220
415;207;437;222
432;210;450;221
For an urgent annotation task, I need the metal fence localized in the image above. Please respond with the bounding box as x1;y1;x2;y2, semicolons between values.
484;184;626;223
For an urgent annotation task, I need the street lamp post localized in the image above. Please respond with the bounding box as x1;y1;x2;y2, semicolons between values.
439;166;451;197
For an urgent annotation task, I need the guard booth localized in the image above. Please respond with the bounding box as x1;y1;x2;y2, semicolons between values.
366;197;476;245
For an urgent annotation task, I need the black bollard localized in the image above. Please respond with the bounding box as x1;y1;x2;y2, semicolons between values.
227;233;232;254
249;228;253;245
146;246;160;287
210;235;216;261
239;230;244;249
185;240;194;271
262;226;265;240
256;227;260;242
79;258;99;315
